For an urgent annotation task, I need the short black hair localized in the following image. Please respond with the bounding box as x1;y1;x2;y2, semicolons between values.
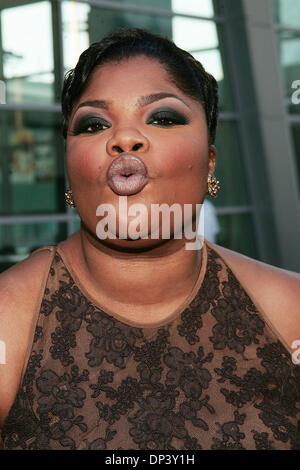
61;27;219;144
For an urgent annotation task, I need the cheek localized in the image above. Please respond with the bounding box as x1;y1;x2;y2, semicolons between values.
158;135;208;179
156;136;209;205
66;143;102;185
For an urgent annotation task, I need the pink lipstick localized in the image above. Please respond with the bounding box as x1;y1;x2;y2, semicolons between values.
106;154;149;196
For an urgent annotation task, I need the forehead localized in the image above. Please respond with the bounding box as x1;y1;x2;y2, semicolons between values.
83;56;175;96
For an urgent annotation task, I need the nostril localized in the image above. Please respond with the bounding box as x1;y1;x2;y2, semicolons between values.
112;145;123;153
132;143;143;151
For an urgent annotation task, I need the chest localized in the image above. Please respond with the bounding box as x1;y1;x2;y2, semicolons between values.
1;300;299;450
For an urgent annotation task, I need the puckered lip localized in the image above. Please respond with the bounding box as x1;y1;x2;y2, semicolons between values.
106;154;149;196
106;154;148;179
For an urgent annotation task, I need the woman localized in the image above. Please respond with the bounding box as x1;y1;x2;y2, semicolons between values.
0;28;299;450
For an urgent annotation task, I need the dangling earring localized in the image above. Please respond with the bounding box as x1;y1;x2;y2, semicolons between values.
206;174;220;198
65;188;75;208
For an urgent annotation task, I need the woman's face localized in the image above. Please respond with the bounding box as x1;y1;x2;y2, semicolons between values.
66;55;216;250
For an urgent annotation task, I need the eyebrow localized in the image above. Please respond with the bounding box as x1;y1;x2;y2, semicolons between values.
75;92;191;113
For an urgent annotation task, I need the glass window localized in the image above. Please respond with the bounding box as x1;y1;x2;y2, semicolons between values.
172;16;218;51
277;31;300;114
1;1;55;104
213;120;250;207
0;110;65;215
120;0;215;17
0;221;67;273
216;212;259;259
171;0;215;17
272;0;300;28
62;1;90;71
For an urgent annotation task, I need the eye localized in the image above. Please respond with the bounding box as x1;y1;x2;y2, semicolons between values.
148;109;189;127
70;117;110;135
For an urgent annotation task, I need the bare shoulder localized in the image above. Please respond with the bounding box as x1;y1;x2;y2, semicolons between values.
206;241;300;353
0;247;54;318
0;247;54;427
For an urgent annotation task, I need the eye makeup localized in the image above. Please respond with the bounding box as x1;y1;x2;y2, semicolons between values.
147;107;190;126
69;114;111;136
69;105;190;136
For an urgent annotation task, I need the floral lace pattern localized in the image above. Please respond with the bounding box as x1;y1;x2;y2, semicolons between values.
1;245;299;450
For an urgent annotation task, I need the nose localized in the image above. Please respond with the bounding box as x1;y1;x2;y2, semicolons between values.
106;127;150;156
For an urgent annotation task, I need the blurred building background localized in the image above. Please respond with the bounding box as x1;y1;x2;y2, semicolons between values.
0;0;299;272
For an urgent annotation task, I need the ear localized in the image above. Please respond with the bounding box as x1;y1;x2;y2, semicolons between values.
208;145;217;174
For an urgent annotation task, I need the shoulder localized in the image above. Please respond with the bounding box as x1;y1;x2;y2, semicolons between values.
0;246;54;427
0;246;55;315
205;240;300;354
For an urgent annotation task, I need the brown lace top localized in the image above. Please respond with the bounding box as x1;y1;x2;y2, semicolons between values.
1;242;299;450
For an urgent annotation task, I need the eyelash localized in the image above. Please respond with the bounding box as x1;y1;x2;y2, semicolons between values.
70;118;109;135
148;111;188;127
70;110;188;135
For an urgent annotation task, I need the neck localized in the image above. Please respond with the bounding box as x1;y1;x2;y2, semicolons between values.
64;226;203;309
